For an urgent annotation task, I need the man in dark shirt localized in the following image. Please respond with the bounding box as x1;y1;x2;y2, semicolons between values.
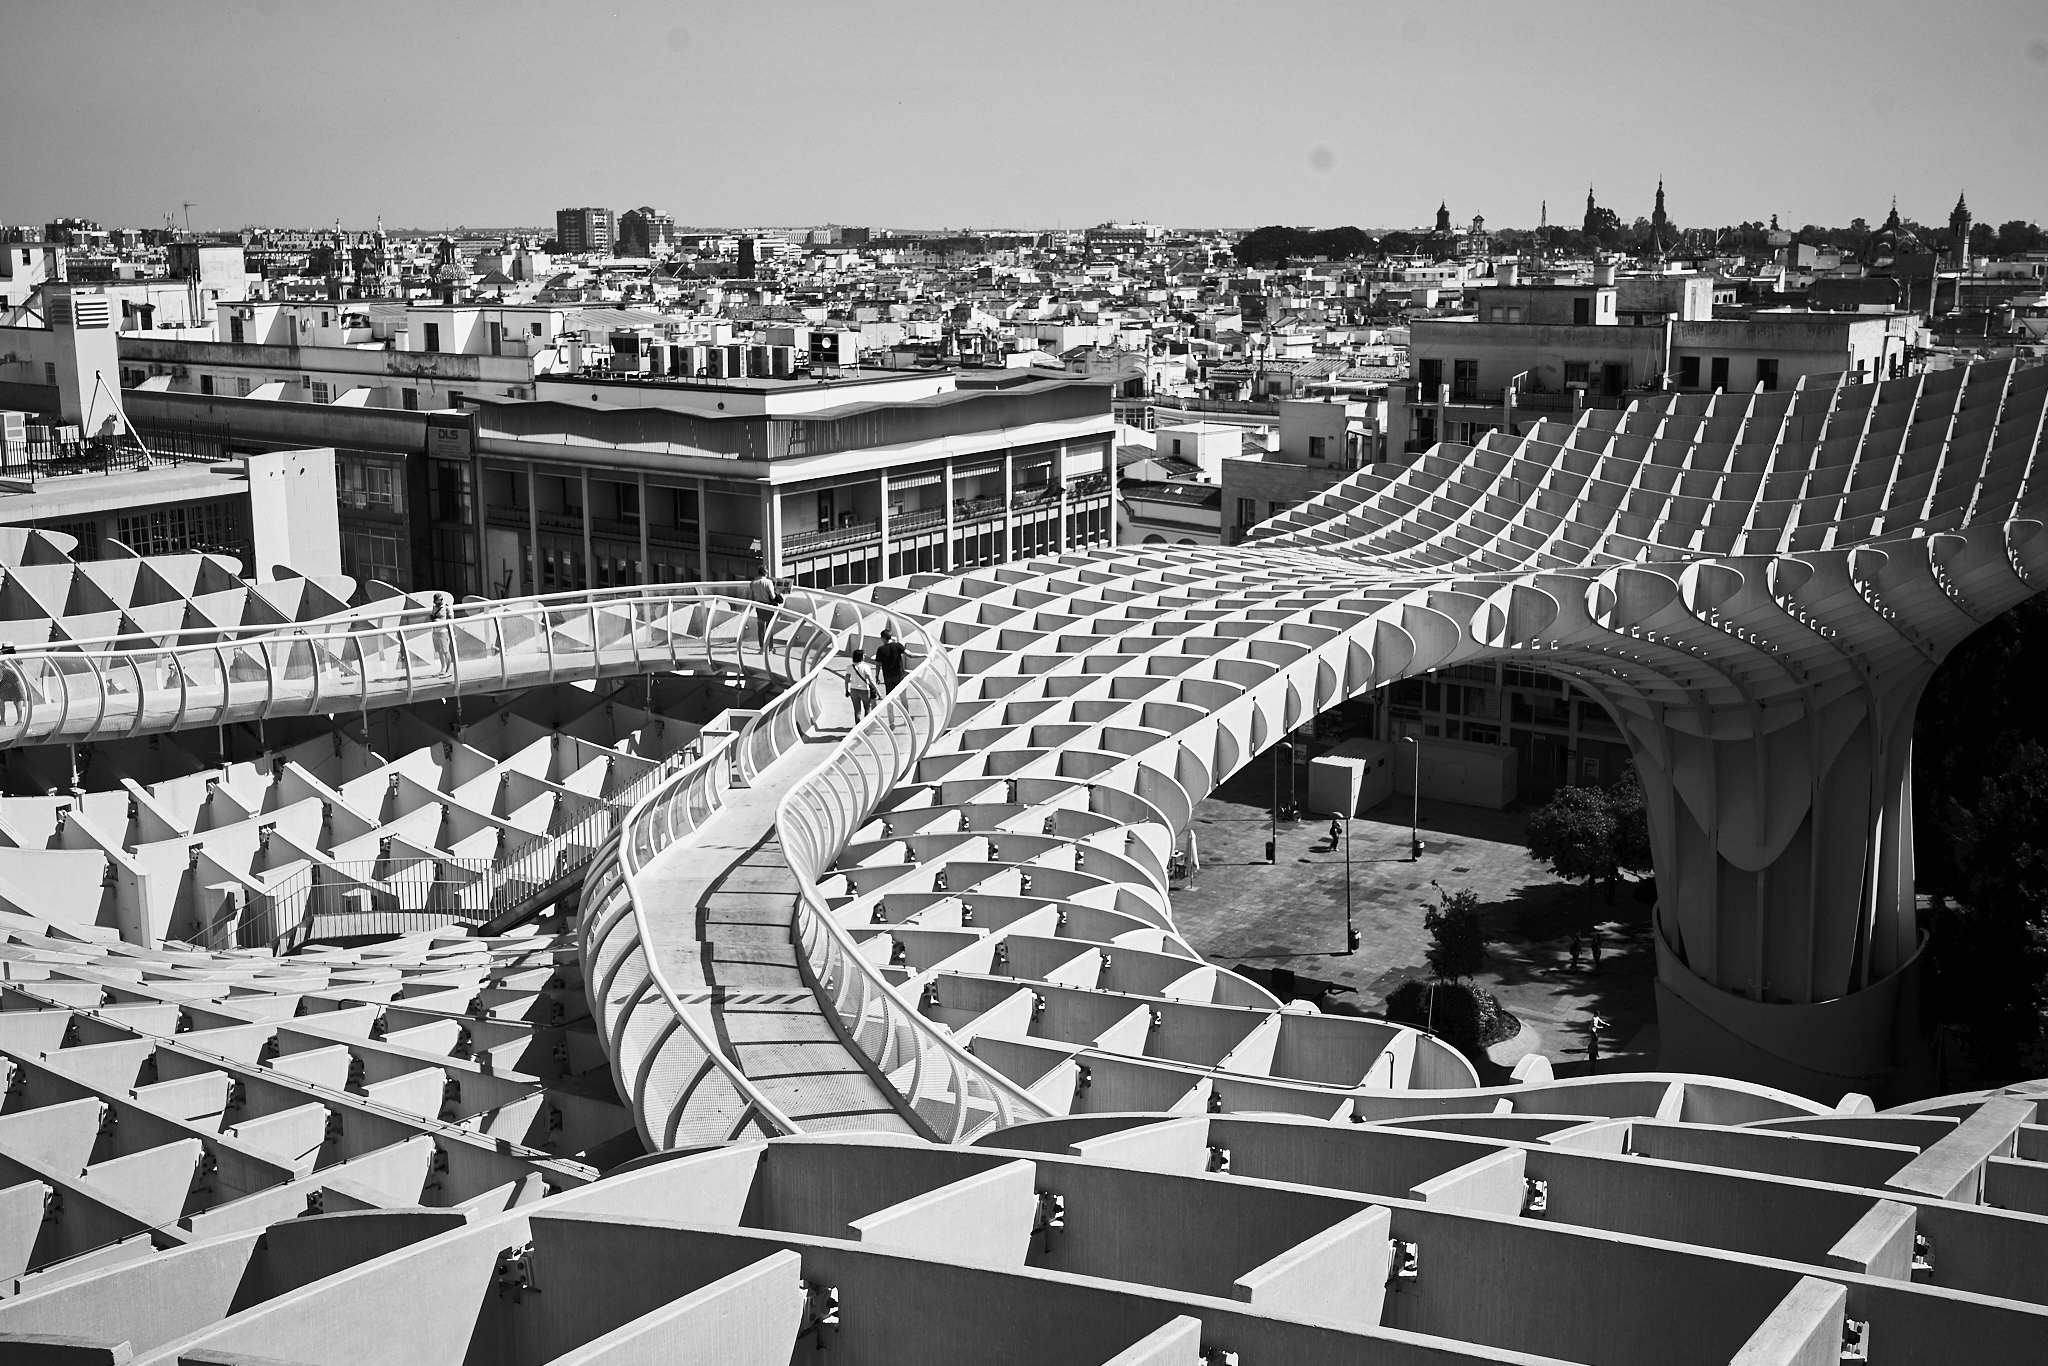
873;625;908;692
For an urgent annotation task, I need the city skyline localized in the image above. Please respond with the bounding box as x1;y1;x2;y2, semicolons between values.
6;0;2046;233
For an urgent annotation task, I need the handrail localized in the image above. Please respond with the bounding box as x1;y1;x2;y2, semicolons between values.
0;584;837;751
170;591;837;953
583;728;799;1146
774;602;1054;1143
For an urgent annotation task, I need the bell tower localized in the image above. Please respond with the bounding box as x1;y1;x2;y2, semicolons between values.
1949;191;1971;270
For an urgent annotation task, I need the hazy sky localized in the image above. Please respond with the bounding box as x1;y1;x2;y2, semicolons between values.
7;0;2045;234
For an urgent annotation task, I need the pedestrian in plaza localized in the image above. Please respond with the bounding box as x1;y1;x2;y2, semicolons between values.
1567;930;1583;971
1588;924;1603;976
846;646;881;721
874;624;908;692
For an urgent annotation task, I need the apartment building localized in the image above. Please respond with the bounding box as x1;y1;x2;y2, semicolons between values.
1392;268;1915;452
555;206;616;255
94;363;1115;598
478;367;1117;596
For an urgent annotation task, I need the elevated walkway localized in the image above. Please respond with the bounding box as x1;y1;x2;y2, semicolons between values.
631;706;914;1135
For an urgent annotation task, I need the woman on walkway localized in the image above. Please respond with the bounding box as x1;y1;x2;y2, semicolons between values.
846;647;881;721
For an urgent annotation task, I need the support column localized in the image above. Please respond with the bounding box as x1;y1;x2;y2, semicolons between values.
470;455;488;598
1105;439;1119;548
941;461;955;570
696;476;710;583
579;467;594;590
878;469;891;582
1002;451;1016;564
525;460;539;596
636;470;649;585
761;483;783;577
1057;440;1070;552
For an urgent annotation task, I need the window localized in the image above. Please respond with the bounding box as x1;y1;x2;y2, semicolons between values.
1308;436;1327;460
530;321;543;337
116;501;241;557
402;388;418;411
230;316;244;344
1489;307;1505;322
447;391;464;408
1564;361;1590;386
44;362;56;386
431;460;473;523
200;374;214;396
1679;356;1700;389
1573;297;1591;325
311;382;330;403
1710;356;1729;391
1756;358;1779;391
320;311;330;327
1452;359;1479;400
1236;497;1257;528
235;377;251;397
52;520;99;559
340;457;403;513
1170;438;1181;455
1268;500;1287;519
1506;306;1522;323
422;322;441;352
344;529;403;586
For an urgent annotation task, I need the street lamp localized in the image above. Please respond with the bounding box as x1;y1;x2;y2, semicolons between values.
1341;809;1358;954
1404;734;1422;860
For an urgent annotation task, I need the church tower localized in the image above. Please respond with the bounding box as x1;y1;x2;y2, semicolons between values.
1651;179;1667;233
1434;202;1452;234
1949;191;1971;270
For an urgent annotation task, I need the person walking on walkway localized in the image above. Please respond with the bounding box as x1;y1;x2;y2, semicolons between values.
874;624;908;693
748;564;783;657
429;594;455;676
846;646;881;721
1588;924;1603;976
1567;930;1583;971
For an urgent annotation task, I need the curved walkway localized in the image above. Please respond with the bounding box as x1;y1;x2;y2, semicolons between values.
629;683;914;1135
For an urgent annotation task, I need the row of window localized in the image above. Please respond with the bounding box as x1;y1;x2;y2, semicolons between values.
115;501;242;558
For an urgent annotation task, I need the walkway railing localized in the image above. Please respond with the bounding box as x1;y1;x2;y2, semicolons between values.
0;583;830;750
776;603;1054;1143
580;593;849;1146
580;721;799;1148
165;588;838;953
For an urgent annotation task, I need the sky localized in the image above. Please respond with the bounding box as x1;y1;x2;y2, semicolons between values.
6;0;2046;235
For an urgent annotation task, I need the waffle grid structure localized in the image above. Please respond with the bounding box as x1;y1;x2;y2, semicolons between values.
0;359;2045;1361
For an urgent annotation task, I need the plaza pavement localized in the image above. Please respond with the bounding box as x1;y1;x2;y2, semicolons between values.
1166;753;1660;1082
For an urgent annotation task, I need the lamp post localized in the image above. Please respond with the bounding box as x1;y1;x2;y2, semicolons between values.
1266;742;1280;864
1404;734;1422;860
1342;810;1358;954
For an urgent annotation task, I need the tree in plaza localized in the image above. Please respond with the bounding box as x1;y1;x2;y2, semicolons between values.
1925;741;2048;1083
1423;884;1489;982
1525;770;1651;905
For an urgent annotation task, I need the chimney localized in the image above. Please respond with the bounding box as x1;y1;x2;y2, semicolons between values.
1593;262;1617;287
1498;262;1520;287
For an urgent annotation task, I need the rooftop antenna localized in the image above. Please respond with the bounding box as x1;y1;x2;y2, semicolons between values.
181;202;197;237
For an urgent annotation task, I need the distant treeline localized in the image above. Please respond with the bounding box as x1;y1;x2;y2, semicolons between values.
1232;225;1411;266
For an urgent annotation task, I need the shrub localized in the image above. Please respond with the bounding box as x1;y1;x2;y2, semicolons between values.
1384;979;1520;1055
